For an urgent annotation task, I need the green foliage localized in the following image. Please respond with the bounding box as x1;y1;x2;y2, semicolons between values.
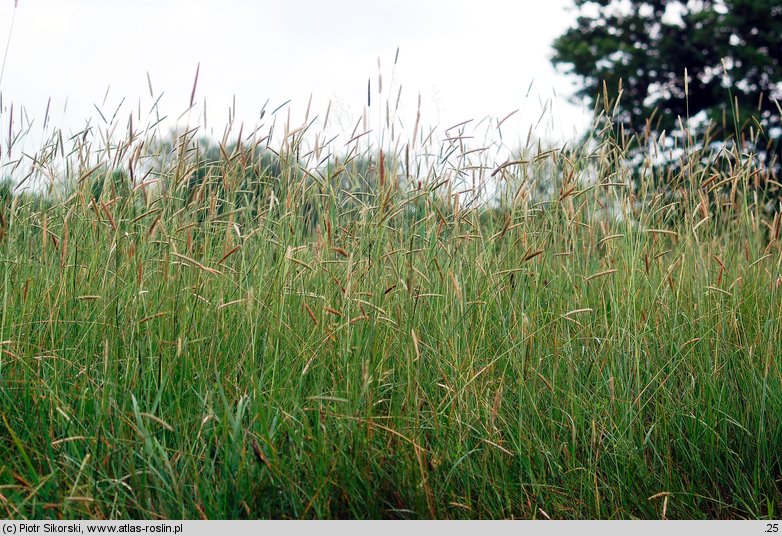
553;0;782;167
0;178;13;203
0;178;54;215
90;169;132;202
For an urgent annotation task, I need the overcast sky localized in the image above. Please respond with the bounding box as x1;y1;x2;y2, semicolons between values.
0;0;592;154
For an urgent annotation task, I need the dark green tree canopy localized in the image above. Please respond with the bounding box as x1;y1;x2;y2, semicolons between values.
553;0;782;158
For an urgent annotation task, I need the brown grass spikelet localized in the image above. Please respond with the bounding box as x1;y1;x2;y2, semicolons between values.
449;271;462;302
699;191;709;219
411;329;421;361
520;312;530;338
303;303;318;326
379;149;386;189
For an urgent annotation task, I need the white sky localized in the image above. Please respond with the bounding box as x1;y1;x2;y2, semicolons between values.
0;0;592;156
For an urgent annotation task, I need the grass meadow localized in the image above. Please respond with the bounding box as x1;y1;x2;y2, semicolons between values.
0;87;780;519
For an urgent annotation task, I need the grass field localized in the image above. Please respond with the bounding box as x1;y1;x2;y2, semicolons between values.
0;97;780;519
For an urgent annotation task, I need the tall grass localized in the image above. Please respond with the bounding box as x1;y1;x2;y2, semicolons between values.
0;83;780;519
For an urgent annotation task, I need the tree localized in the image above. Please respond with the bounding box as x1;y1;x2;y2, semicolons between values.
552;0;782;169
